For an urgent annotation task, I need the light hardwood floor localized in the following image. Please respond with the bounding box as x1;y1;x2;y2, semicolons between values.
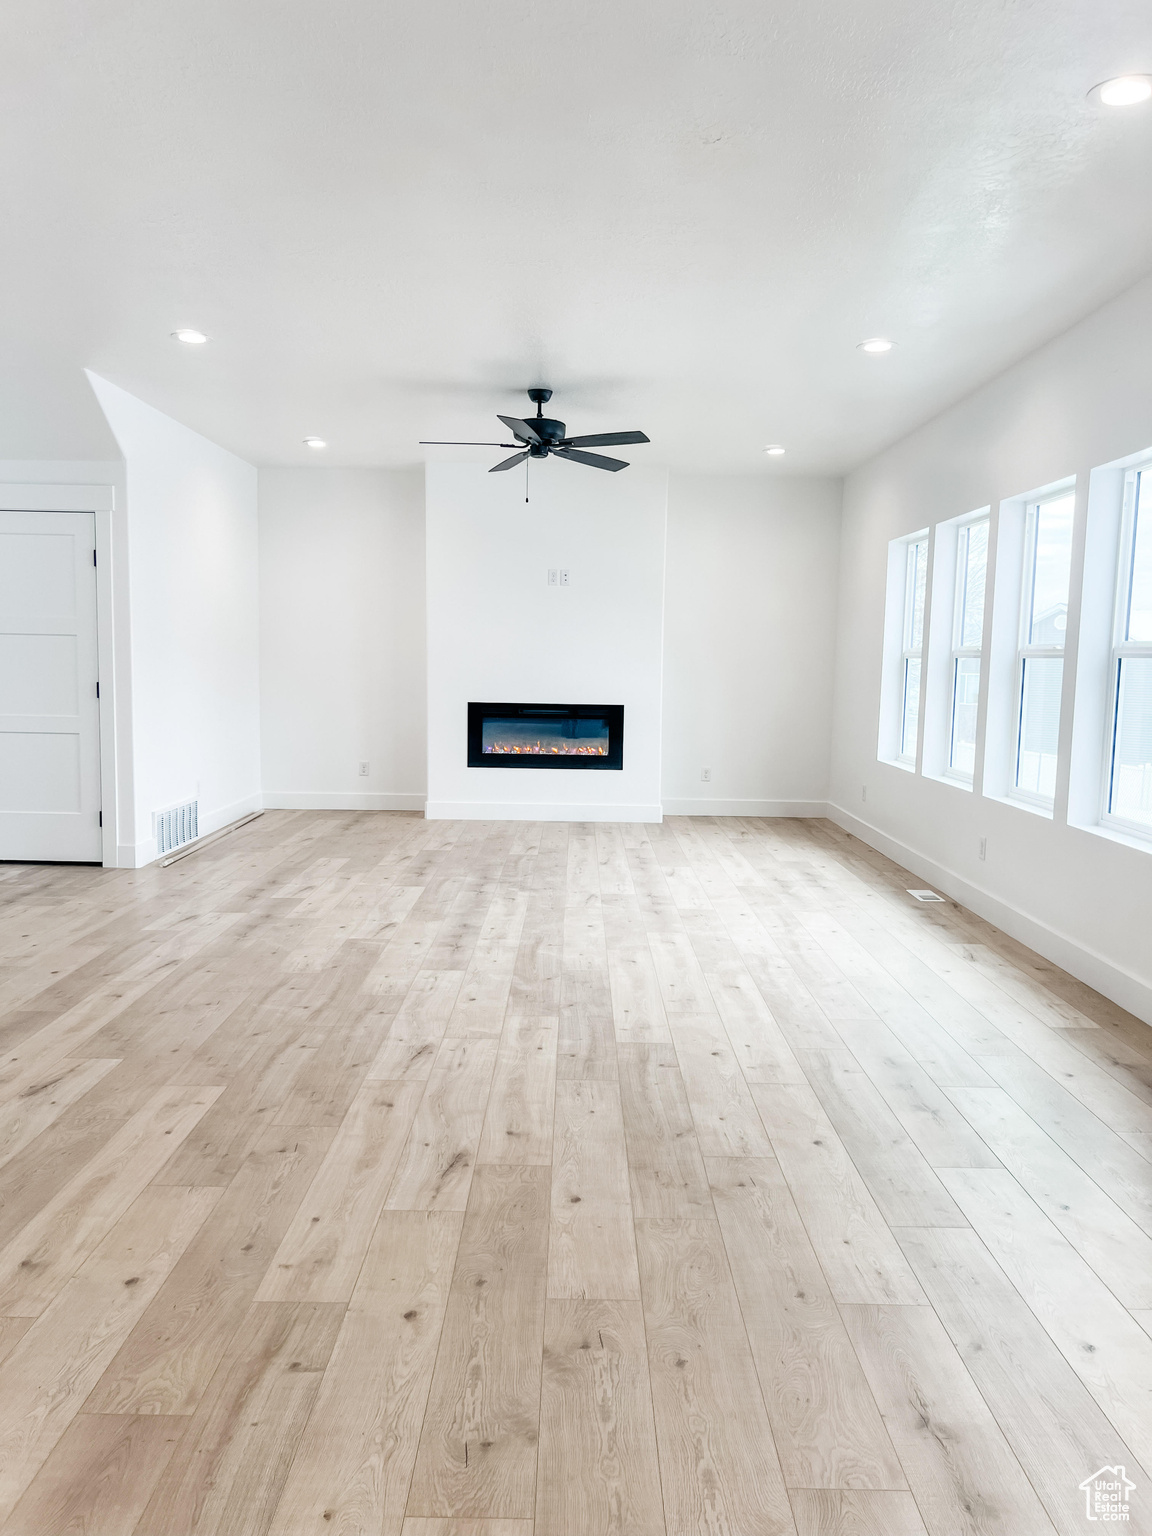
0;810;1150;1536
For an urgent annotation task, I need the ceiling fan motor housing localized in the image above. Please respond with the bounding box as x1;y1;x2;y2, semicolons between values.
526;417;566;449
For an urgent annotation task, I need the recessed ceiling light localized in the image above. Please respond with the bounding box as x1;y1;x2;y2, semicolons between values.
1092;74;1152;106
858;337;894;354
171;328;208;345
303;437;327;449
763;445;786;456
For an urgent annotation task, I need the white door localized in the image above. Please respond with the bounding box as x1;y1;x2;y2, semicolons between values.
0;510;102;862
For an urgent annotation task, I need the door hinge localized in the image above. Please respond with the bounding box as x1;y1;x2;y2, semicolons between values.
93;548;97;566
99;811;103;827
96;680;100;698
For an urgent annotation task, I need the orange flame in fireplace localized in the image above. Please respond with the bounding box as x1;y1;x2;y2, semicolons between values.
484;741;608;755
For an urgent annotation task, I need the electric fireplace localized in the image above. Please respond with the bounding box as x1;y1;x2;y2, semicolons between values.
468;703;624;769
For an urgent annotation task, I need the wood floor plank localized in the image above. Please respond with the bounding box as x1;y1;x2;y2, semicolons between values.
789;1490;929;1536
549;1080;641;1300
751;1082;926;1304
407;1166;550;1520
944;1084;1152;1307
829;1020;999;1164
0;1412;184;1536
635;1217;795;1536
898;1225;1152;1535
606;946;673;1044
136;1299;345;1536
255;1077;423;1302
85;1122;334;1415
0;1183;220;1527
840;1303;1059;1536
386;1037;498;1211
536;1299;664;1536
703;965;807;1083
0;1316;33;1367
366;972;467;1082
449;894;530;1038
797;1049;968;1228
4;811;1143;1536
0;1083;224;1316
404;1524;533;1536
975;1048;1152;1230
477;1018;557;1166
264;1213;461;1536
667;1014;774;1158
617;1044;712;1219
938;1167;1152;1476
647;932;716;1016
0;1055;121;1174
707;1157;905;1491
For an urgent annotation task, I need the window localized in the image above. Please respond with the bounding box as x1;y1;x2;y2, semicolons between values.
947;518;988;778
1104;467;1152;834
899;535;928;764
1013;492;1074;803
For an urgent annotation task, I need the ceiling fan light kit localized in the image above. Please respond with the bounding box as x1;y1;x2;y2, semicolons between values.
420;388;650;494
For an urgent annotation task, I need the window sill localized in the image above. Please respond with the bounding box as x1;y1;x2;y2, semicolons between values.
1072;819;1152;856
985;791;1054;821
923;768;974;793
878;756;917;774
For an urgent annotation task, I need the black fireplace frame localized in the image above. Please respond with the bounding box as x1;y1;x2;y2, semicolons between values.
467;702;625;770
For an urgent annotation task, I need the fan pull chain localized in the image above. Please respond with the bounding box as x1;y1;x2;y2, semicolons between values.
525;456;530;504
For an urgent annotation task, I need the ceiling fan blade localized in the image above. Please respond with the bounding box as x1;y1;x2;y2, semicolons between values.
553;447;629;472
559;431;650;448
419;440;520;446
489;451;529;473
496;414;544;446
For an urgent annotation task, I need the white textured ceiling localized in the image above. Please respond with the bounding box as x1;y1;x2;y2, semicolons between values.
3;0;1152;471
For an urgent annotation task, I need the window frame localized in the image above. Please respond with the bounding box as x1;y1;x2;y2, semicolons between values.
1101;464;1152;840
1010;492;1073;808
945;515;989;783
897;534;928;766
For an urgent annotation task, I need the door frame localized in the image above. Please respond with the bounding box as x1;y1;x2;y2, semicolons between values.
0;484;118;865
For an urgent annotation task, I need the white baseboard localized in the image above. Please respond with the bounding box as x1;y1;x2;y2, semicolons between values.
121;790;265;868
827;802;1152;1028
200;792;264;838
425;800;664;823
262;791;426;812
662;798;830;817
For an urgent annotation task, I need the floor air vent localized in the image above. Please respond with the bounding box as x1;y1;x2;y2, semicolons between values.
907;888;945;902
155;799;198;855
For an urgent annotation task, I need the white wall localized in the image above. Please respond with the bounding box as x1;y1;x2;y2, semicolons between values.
258;467;426;809
425;461;668;820
663;474;840;814
830;270;1152;1024
89;375;261;865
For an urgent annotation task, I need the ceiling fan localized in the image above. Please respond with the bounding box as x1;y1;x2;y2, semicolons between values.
420;388;650;474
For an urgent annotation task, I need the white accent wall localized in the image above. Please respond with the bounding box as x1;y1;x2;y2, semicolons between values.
829;270;1152;1025
663;473;840;815
258;468;426;809
89;375;262;865
425;461;669;821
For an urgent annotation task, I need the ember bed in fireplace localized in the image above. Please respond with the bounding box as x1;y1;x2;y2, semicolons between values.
468;703;624;769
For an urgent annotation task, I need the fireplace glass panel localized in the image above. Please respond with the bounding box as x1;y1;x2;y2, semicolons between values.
482;714;610;757
467;703;624;769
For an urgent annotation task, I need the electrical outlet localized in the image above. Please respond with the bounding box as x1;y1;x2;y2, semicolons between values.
862;784;867;803
701;767;711;782
547;568;557;585
979;836;987;861
559;568;570;586
358;761;370;777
